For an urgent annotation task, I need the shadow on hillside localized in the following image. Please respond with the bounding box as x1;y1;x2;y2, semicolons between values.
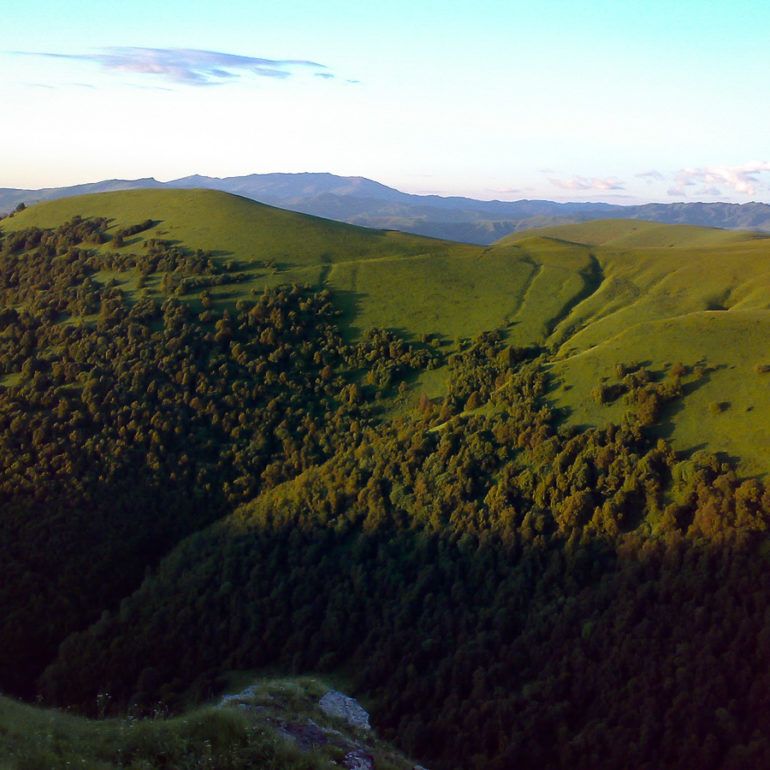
333;289;367;340
544;253;605;338
654;366;724;444
36;503;770;770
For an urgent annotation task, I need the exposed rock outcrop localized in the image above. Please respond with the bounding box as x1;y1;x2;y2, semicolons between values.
214;678;423;769
275;718;329;751
319;689;371;730
343;748;376;770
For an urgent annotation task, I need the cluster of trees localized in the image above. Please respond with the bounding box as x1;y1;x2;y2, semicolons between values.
0;217;435;696
111;218;154;247
0;217;252;319
346;327;443;392
4;215;770;769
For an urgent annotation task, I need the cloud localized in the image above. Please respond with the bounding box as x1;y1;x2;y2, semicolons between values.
314;72;335;80
670;162;770;197
636;170;664;182
549;175;625;192
15;47;328;86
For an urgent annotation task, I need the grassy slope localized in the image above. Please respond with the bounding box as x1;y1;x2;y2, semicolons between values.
503;221;770;473
2;189;480;338
499;218;763;249
4;188;457;267
2;190;589;345
0;677;413;770
5;195;770;469
1;189;587;401
0;694;258;770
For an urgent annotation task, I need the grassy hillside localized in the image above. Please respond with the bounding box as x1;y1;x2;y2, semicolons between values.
504;221;770;474
3;188;459;268
5;195;770;470
498;217;766;248
4;195;770;470
2;190;595;344
0;693;270;770
0;676;413;770
3;189;480;338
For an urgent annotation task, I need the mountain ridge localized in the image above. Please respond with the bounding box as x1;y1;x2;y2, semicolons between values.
3;172;769;243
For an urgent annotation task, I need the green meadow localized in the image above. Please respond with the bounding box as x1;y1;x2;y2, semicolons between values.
5;189;770;470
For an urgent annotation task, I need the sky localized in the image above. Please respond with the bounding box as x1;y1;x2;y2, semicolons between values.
1;0;769;203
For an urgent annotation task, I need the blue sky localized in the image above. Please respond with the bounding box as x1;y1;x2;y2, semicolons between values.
2;0;769;202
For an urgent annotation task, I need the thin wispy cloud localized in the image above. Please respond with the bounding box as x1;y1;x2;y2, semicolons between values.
549;175;625;192
637;170;665;182
544;165;769;201
667;162;770;198
14;47;329;86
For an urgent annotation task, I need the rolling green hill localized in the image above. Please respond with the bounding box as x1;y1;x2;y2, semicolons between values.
502;221;770;474
2;189;481;337
3;188;460;268
498;217;766;248
5;193;770;470
0;189;602;344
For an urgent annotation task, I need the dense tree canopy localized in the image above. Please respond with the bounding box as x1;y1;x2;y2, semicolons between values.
0;217;437;694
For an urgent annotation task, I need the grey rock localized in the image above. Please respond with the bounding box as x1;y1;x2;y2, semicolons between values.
319;689;371;730
218;683;259;707
276;719;329;751
343;748;375;770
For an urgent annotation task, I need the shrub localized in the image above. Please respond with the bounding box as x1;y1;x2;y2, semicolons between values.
670;362;688;378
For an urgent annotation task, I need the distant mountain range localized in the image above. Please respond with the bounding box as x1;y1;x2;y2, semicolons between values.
2;172;770;244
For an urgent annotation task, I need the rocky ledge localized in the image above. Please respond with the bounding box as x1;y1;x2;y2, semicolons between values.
217;677;427;770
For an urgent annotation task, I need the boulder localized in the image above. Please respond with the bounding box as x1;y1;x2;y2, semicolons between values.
343;748;375;770
319;689;371;730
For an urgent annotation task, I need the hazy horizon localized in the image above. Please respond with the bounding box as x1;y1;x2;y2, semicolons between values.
3;169;770;207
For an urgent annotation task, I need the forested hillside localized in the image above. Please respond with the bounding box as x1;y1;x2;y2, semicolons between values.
1;191;770;769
